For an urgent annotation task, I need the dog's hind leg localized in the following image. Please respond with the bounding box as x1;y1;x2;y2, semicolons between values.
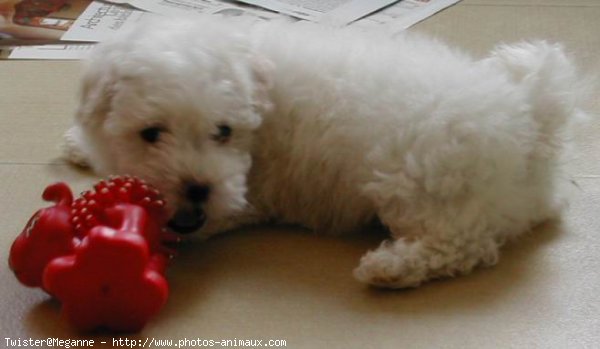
353;225;502;288
354;141;561;289
354;134;539;288
354;169;508;288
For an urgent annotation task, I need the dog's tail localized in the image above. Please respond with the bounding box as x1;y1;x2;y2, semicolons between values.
486;42;591;223
488;41;588;146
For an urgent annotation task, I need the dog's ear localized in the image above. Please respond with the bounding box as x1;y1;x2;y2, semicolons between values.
63;58;117;169
250;55;274;114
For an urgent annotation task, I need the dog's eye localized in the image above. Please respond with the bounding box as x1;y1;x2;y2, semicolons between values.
140;126;164;144
213;124;233;143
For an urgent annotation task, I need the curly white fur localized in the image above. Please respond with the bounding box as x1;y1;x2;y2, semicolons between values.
64;15;585;288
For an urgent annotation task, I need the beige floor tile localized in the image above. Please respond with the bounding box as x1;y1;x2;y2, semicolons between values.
0;62;81;164
413;4;600;74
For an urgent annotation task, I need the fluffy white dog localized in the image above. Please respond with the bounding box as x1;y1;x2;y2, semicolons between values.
64;15;585;288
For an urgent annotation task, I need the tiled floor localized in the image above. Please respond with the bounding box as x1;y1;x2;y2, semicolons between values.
1;1;598;348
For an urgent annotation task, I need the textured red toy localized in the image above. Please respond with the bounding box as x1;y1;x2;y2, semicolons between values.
71;176;169;253
8;176;176;332
8;183;77;289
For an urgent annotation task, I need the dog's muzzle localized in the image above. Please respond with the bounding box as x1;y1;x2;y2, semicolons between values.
167;207;206;234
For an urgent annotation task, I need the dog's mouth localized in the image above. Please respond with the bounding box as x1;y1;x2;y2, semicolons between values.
167;207;206;234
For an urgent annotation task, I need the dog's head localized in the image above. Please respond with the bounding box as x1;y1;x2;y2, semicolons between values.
73;16;273;235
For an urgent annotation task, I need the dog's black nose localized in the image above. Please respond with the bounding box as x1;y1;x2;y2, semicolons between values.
185;183;210;203
167;207;206;234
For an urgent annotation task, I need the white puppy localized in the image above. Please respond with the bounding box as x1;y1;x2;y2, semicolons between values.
64;15;585;288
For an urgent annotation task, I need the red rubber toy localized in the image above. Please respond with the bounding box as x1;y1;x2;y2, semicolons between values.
9;182;77;289
8;176;176;332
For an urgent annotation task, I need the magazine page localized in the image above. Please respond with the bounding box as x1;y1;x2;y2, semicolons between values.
2;0;276;59
61;0;147;42
7;42;94;58
103;0;280;20
0;0;92;45
102;0;461;29
236;0;399;24
3;0;462;59
383;0;461;32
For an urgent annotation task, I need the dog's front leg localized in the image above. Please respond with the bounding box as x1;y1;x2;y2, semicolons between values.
62;126;91;168
198;207;267;239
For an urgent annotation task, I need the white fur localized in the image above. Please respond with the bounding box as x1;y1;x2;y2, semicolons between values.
65;15;585;288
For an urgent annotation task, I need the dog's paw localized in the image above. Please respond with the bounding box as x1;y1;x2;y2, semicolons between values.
62;126;90;168
354;235;502;288
353;239;429;289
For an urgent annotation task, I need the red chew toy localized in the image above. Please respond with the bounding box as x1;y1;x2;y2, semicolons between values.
9;183;77;289
8;176;175;332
